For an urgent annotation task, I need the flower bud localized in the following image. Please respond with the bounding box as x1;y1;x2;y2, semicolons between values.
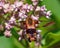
18;37;22;41
4;30;12;37
37;30;42;33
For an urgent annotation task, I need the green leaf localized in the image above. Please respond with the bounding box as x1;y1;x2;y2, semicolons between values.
42;0;60;28
11;28;30;48
0;36;15;48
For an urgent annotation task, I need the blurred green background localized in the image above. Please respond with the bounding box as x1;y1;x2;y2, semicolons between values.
0;0;60;48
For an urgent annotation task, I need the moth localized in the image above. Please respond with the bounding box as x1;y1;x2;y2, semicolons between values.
20;17;41;42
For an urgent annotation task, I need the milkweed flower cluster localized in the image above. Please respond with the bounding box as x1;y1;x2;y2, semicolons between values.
0;0;52;38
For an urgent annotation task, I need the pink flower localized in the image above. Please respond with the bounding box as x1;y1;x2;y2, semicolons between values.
5;23;12;30
9;16;16;24
4;9;9;13
40;5;47;11
0;1;4;7
19;12;27;19
14;1;23;7
3;3;10;9
18;18;22;21
0;1;4;9
37;30;42;33
9;4;16;11
20;10;26;14
28;5;33;11
12;4;16;8
18;37;22;41
35;6;40;11
19;12;24;17
3;3;10;13
4;30;12;37
46;11;52;16
46;16;50;19
22;4;28;10
27;10;30;12
31;15;39;20
45;11;52;19
0;0;6;2
18;30;23;35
